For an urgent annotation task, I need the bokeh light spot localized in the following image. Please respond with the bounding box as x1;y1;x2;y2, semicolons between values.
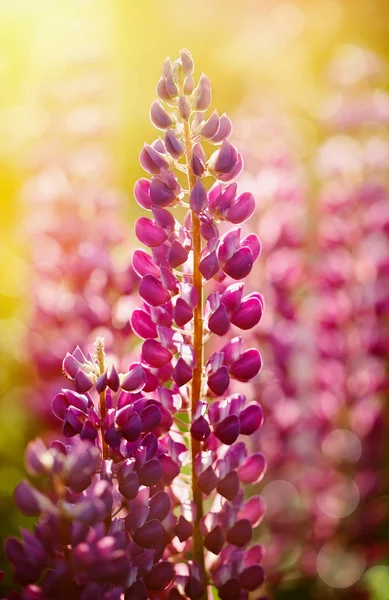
317;543;365;588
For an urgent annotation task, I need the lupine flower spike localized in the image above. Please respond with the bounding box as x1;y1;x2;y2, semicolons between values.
6;50;265;600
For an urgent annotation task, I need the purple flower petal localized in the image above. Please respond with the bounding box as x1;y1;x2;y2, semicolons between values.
207;366;230;396
226;519;252;547
204;525;225;555
139;275;171;306
142;339;172;368
199;250;220;280
239;403;264;435
133;249;160;278
230;296;263;330
223;247;254;280
135;217;168;248
226;192;255;224
239;565;265;592
198;465;218;496
134;178;152;210
237;453;266;484
175;515;194;542
217;471;240;501
133;519;164;549
190;178;208;213
214;415;240;445
208;304;230;336
172;358;193;387
230;348;262;382
150;100;173;130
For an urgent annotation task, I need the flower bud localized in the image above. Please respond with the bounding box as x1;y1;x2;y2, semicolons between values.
190;178;208;213
207;366;230;396
164;130;185;159
178;96;191;120
172;358;193;387
180;48;194;74
190;415;211;441
204;525;225;555
195;74;211;110
150;100;173;130
226;519;252;547
176;515;194;542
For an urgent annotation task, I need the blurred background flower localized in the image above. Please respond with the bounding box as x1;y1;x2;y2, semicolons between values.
0;0;388;598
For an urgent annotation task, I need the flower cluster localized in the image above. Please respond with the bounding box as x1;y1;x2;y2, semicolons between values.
6;51;265;600
23;31;136;424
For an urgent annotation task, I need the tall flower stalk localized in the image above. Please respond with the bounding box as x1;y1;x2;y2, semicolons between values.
6;50;265;600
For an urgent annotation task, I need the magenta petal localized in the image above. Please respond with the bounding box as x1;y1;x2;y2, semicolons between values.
159;454;180;484
135;217;168;248
226;192;255;224
199;251;220;280
211;113;232;143
150;101;173;130
121;412;142;442
133;519;164;549
62;352;80;379
218;153;243;182
204;525;225;555
241;233;261;261
138;458;163;487
164;130;184;159
213;141;237;174
121;366;147;393
142;339;172;368
148;490;171;521
220;282;244;312
14;481;44;517
172;358;193;387
175;516;194;542
216;471;240;501
244;544;265;566
237;453;266;484
190;415;211;442
238;496;266;527
74;369;93;393
218;578;241;600
173;298;193;326
133;249;160;278
167;240;189;268
230;296;263;330
134;178;152;210
230;348;262;382
214;415;240;445
131;309;158;339
207;366;230;396
201;110;219;138
143;561;174;591
226;519;252;547
223;247;254;280
239;403;264;435
239;565;265;592
208;304;230;336
139;275;171;306
198;466;218;496
150;177;176;208
141;404;162;433
190;178;208;213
